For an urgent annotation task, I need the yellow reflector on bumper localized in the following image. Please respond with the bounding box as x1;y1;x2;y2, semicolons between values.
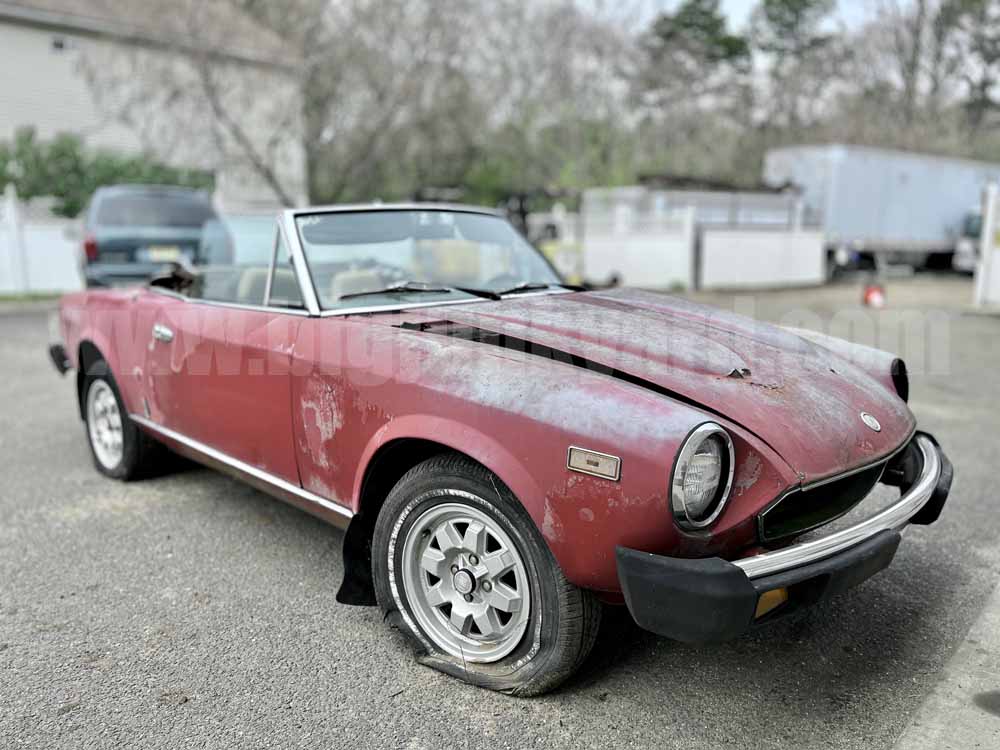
755;588;789;619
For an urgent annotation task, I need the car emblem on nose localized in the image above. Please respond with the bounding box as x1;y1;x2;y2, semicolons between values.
861;412;881;432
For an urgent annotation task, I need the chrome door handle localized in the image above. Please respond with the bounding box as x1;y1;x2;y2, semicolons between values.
152;324;174;343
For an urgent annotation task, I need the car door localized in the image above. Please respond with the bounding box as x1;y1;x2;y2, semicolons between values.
144;225;307;484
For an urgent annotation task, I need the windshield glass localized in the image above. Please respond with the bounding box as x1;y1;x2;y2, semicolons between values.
294;210;561;310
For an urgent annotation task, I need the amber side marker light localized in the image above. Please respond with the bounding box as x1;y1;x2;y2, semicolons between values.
755;588;789;619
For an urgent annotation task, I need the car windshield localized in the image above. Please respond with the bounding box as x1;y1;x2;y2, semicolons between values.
96;192;215;228
294;210;561;310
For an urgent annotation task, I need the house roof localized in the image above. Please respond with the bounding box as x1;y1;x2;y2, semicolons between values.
0;0;292;69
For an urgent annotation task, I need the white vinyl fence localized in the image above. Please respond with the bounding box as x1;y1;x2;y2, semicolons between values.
974;183;1000;307
700;229;826;290
582;188;696;288
1;187;83;294
580;185;823;291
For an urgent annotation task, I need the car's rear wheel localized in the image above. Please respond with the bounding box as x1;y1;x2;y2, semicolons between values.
373;453;601;696
82;363;160;480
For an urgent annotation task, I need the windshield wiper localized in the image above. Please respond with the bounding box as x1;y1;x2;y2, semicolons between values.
338;281;502;303
452;286;502;300
495;282;584;296
338;280;453;302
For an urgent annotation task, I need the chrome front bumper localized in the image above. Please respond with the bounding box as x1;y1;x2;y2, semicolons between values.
734;435;942;579
616;433;952;643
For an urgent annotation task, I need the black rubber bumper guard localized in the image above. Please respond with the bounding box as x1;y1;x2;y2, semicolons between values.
617;433;953;643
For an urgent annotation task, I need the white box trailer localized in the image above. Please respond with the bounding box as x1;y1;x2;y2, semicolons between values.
764;144;1000;263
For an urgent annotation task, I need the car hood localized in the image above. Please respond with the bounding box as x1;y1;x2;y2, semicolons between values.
401;287;915;484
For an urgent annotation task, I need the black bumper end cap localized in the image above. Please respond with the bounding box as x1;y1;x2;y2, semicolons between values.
616;547;757;643
910;433;953;526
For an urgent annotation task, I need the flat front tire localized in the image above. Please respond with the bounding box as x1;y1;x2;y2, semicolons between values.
373;453;601;696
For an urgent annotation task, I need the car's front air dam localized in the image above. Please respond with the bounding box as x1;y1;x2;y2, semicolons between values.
616;434;952;643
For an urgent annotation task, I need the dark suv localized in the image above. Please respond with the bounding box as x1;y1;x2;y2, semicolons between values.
81;185;217;287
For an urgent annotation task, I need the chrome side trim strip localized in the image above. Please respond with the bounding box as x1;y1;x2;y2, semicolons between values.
735;435;940;579
130;415;353;521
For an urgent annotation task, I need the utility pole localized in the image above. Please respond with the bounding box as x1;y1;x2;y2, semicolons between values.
975;183;998;307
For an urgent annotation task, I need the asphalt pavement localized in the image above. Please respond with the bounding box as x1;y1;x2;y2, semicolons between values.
1;276;998;749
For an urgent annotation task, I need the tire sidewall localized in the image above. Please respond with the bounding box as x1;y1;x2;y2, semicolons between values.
83;365;138;479
373;464;565;688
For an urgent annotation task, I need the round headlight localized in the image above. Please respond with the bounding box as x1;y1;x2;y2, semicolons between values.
670;423;735;530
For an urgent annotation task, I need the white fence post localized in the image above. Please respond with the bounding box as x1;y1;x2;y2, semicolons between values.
683;206;697;290
975;183;999;307
3;184;30;293
792;198;804;231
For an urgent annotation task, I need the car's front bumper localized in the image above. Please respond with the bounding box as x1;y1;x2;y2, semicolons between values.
617;433;953;643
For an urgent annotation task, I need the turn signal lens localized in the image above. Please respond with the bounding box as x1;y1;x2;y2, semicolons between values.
755;588;789;619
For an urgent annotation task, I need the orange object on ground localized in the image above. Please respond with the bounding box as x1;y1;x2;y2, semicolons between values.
863;283;886;308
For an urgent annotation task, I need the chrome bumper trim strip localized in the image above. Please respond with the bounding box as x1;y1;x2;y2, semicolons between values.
735;435;940;580
130;415;354;521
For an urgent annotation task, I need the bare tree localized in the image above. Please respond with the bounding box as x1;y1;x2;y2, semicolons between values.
77;0;307;207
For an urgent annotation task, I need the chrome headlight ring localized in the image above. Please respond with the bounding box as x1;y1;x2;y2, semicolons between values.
670;422;736;531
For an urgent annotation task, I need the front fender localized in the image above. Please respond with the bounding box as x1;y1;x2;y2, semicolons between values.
787;327;908;401
293;317;798;592
351;413;545;519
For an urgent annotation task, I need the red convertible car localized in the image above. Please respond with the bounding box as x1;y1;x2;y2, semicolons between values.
50;204;953;696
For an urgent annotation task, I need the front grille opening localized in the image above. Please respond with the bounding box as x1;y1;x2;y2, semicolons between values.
758;462;886;545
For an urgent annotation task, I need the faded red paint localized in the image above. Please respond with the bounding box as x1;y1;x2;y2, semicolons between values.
58;285;915;593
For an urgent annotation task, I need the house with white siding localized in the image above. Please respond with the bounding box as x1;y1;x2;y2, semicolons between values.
0;0;306;211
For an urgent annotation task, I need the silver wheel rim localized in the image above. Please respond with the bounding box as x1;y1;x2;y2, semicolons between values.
87;379;124;470
400;501;531;663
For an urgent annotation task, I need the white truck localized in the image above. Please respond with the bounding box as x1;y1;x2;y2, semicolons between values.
764;144;1000;270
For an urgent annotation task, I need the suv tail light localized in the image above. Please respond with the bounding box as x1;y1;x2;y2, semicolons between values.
83;235;98;263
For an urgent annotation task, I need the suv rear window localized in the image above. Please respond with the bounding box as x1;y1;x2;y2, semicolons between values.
95;193;215;228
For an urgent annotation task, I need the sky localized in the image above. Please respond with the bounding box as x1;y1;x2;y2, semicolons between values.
719;0;871;30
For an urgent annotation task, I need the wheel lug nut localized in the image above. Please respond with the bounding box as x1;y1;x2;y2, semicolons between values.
464;594;473;602
469;555;479;565
482;581;492;592
450;565;459;574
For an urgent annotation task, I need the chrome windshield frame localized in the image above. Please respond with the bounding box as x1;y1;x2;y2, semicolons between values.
280;209;322;315
279;204;566;318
